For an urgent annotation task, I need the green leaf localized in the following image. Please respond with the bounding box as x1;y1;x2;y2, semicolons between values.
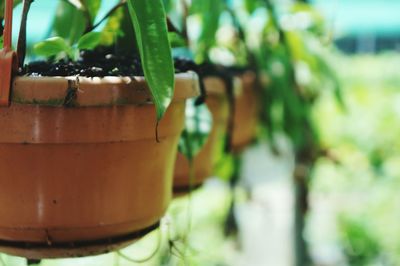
0;36;3;49
168;32;186;48
66;0;84;10
163;0;173;12
179;100;213;161
54;0;100;44
66;0;101;22
191;0;224;62
127;0;175;121
244;0;256;13
81;0;101;23
34;37;73;58
77;32;102;50
52;1;87;44
244;0;263;13
100;7;124;46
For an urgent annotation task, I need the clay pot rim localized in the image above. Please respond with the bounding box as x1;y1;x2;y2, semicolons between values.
204;70;256;97
12;71;200;107
204;76;241;97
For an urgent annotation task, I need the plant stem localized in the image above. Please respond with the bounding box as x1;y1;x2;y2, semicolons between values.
83;12;93;33
17;0;34;68
224;155;242;237
263;2;314;266
85;0;127;33
180;0;189;44
166;16;191;49
0;19;4;37
294;162;312;266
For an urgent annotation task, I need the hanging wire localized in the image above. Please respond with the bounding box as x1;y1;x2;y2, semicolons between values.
116;228;162;264
163;155;198;265
181;159;195;259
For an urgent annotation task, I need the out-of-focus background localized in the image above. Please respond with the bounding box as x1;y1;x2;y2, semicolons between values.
2;0;400;265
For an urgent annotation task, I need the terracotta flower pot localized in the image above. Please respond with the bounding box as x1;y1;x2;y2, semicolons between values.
0;73;199;258
173;77;230;194
232;71;259;153
172;71;259;194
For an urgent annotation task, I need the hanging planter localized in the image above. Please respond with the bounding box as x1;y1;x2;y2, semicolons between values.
173;76;233;195
173;69;260;194
0;0;202;259
231;71;259;153
0;73;199;259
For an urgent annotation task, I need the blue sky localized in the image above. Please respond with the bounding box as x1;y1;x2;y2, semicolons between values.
13;0;400;46
12;0;118;45
312;0;400;36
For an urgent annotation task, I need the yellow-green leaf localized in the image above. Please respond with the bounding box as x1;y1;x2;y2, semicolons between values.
77;31;102;50
34;37;73;58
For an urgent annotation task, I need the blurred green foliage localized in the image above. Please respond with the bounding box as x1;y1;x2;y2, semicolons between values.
338;216;381;266
5;1;392;265
179;99;213;161
311;53;400;266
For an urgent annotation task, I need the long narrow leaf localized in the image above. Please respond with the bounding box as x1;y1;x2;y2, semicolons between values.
191;0;223;62
127;0;175;121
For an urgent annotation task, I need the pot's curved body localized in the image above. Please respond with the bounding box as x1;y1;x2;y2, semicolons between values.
0;73;199;258
173;77;230;194
232;71;259;152
173;71;259;195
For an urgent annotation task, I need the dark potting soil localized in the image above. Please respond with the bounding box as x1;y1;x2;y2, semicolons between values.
20;49;209;78
20;46;249;79
20;49;145;77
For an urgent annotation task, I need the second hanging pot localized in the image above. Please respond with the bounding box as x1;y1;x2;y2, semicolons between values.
173;77;232;195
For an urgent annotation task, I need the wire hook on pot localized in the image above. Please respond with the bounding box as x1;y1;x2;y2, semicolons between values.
0;0;18;106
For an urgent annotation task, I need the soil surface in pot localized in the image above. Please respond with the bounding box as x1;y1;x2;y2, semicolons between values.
19;47;249;79
19;48;203;78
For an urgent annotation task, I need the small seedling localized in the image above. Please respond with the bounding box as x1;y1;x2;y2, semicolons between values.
33;31;102;60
